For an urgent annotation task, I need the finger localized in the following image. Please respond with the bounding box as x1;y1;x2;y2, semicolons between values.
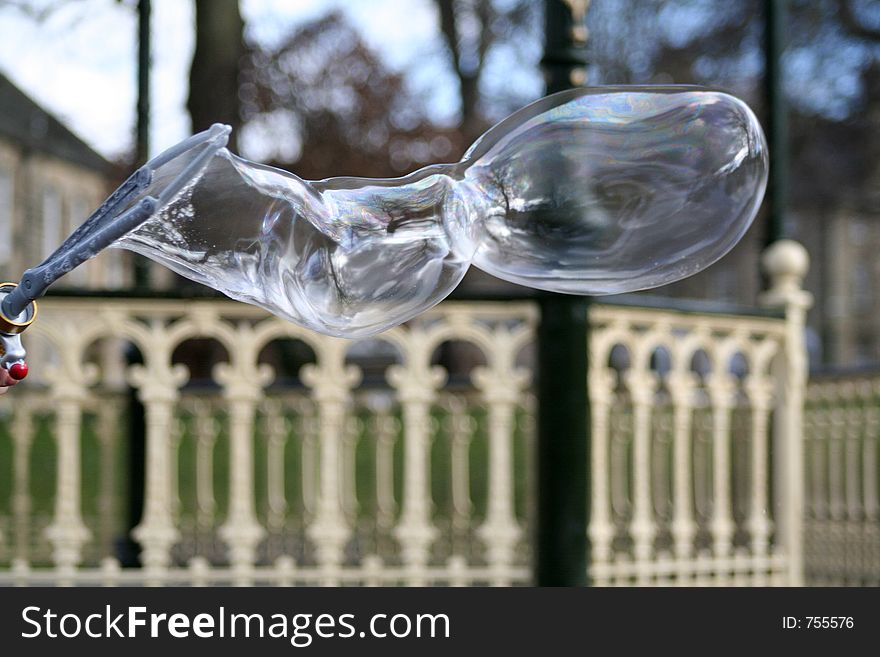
0;369;19;387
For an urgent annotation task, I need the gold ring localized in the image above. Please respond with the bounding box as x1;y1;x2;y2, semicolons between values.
0;283;38;335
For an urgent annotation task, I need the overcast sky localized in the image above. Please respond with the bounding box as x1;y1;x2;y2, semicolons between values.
0;0;445;160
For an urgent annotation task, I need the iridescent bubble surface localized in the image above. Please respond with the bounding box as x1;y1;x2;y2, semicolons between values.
114;86;767;338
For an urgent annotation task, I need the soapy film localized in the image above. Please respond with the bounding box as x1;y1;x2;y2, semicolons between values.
115;86;768;338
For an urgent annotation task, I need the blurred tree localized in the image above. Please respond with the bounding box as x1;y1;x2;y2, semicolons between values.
188;0;245;150
178;0;546;179
236;1;543;178
433;0;540;142
583;0;880;365
241;11;465;179
585;0;880;211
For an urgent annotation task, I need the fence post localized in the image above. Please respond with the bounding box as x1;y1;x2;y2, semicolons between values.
388;329;444;586
759;239;812;585
129;330;189;585
474;329;530;586
302;339;360;586
42;331;95;583
44;389;92;582
215;325;271;586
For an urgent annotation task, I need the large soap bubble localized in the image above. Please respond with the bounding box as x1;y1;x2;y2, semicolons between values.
114;86;767;338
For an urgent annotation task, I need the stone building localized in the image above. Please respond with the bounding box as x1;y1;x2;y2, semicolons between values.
0;70;126;289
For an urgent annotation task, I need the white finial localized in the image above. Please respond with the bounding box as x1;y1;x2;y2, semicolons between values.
760;239;812;310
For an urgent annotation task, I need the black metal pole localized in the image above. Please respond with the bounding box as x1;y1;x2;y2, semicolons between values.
763;0;788;246
120;0;152;567
535;0;591;587
134;0;152;289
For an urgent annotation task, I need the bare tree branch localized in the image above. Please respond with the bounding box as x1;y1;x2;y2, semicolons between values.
0;0;91;23
435;0;463;74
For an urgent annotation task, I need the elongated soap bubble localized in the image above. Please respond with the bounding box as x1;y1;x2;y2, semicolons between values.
114;86;767;338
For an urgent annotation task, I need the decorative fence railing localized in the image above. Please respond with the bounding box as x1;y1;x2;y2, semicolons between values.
587;303;794;585
0;299;537;586
804;371;880;586
0;241;818;586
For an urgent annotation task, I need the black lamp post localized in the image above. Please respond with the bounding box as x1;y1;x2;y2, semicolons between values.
135;0;151;289
535;0;591;587
763;0;788;247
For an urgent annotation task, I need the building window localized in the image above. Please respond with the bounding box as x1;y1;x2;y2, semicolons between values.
0;167;12;265
42;186;63;260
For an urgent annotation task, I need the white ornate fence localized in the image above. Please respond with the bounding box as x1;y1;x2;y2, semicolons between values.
0;241;816;586
804;372;880;585
0;299;537;586
586;240;811;585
